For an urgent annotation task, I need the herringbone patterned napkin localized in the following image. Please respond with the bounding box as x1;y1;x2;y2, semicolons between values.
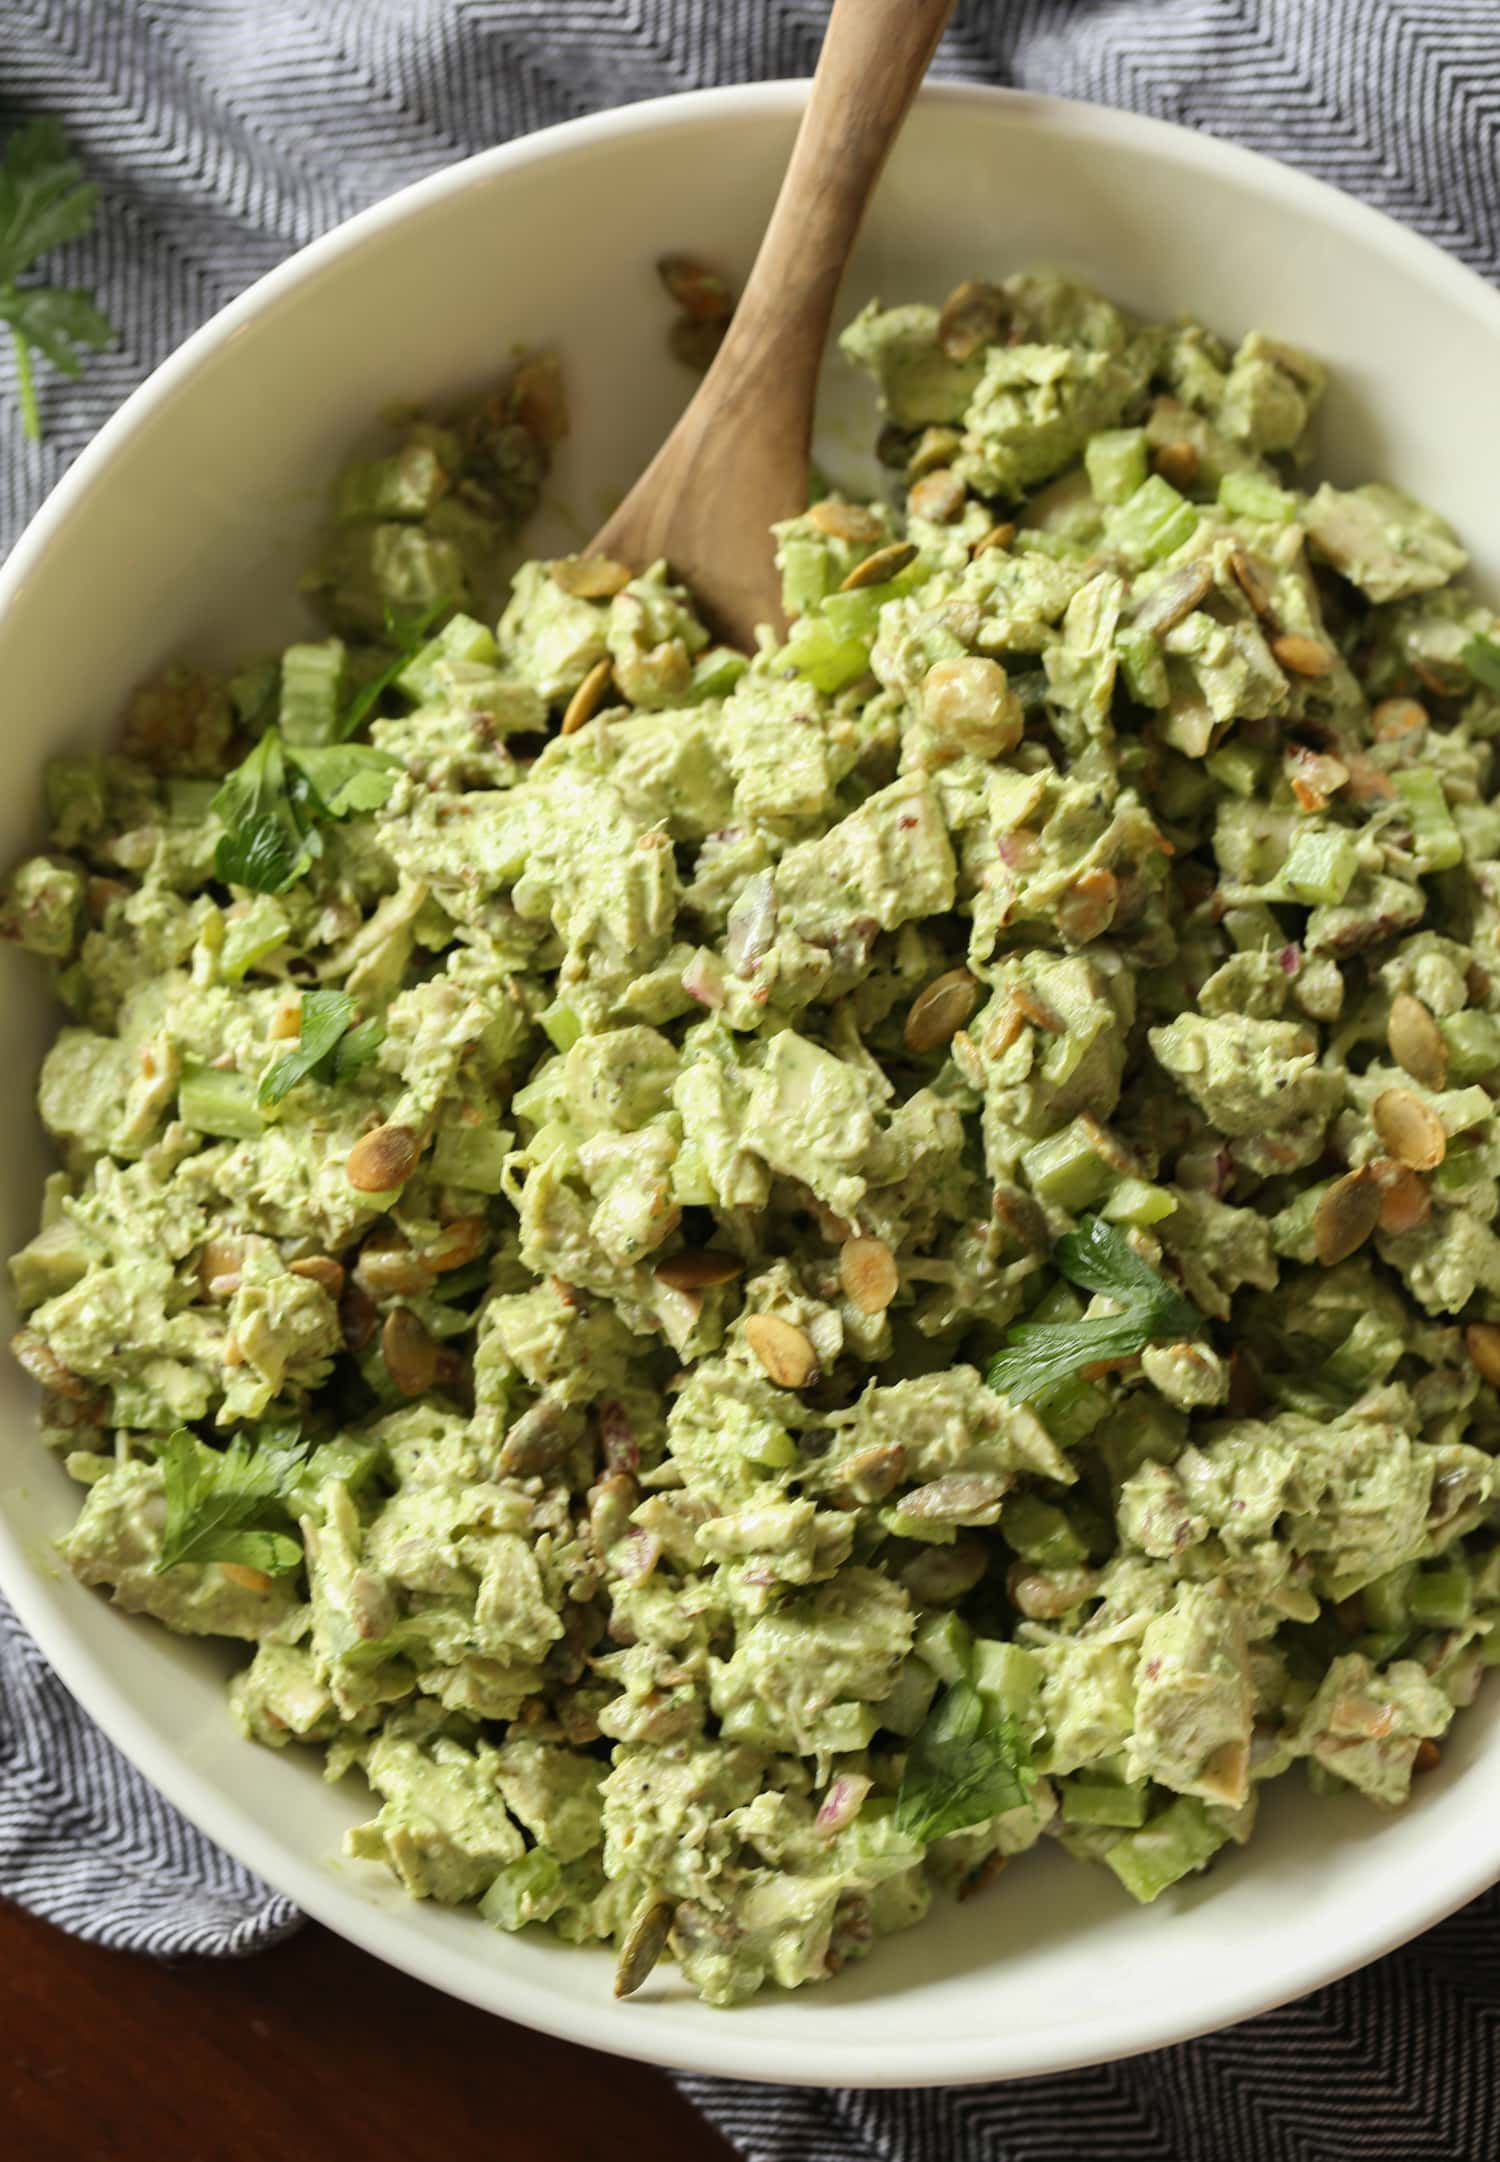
2;7;1498;2158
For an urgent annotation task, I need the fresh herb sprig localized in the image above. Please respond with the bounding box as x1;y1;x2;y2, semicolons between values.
259;987;384;1108
0;119;114;442
987;1215;1201;1405
153;1426;310;1577
895;1682;1035;1844
210;731;399;894
337;597;453;741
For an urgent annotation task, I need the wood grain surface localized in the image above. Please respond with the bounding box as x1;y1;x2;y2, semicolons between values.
2;1900;736;2162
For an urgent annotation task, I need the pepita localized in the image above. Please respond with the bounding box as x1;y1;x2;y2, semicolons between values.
971;520;1017;558
614;1896;676;1998
903;967;979;1055
898;1472;1009;1524
1371;696;1428;742
1152;440;1199;491
1376;1162;1431;1235
906;424;963;480
1132;559;1213;636
1055;867;1119;945
907;468;966;524
1464;1321;1500;1387
805;499;884;544
10;1328;91;1400
937;278;1007;361
1272;631;1335;678
1313;1166;1382;1266
838;540;917;593
289;1254;346;1299
549;555;634;601
743;1313;819;1389
560;656;615;736
1228;548;1277;621
381;1307;438;1397
346;1122;421;1193
839;1236;899;1316
1386;992;1449;1090
1372;1087;1447;1172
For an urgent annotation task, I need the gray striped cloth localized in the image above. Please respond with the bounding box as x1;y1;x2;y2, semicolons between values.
2;5;1498;2157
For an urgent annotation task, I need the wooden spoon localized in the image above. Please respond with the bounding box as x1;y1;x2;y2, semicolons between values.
591;0;957;650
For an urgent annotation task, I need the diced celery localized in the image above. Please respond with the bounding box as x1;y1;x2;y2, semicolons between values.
1061;1776;1151;1829
526;1120;580;1173
228;655;279;731
336;444;448;522
1003;1493;1088;1567
1021;1118;1113;1211
1362;1564;1416;1634
1218;469;1298;522
1434;1142;1483;1198
1102;1177;1178;1228
784;614;871;694
288;1437;386;1520
1030;1281;1086;1326
736;1419;798;1471
480;1849;563;1932
686;646;749;703
1116;624;1170;708
430;1125;511;1195
1279;827;1358;905
882;1505;959;1545
1085;427;1149;507
914;1611;974;1685
780;534;835;617
1224;903;1282;953
806;1701;880;1754
1104;1795;1227;1903
178;1061;264;1141
1354;1629;1411;1666
220;895;290;982
1481;1627;1500;1669
1113;475;1199;564
1395;769;1464;871
278;638;347;746
1440;1009;1500;1084
1204;740;1268;800
970;1638;1043;1725
539;1001;583;1052
1407;1563;1472;1629
1036;1372;1111;1448
879;1658;941;1738
668;1139;717;1208
396;612;497;703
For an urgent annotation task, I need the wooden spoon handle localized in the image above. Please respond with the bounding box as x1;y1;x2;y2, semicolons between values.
729;0;957;413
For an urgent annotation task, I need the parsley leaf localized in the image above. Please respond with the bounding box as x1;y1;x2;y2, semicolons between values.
210;729;400;893
895;1682;1035;1844
1462;633;1500;696
153;1426;310;1577
986;1215;1201;1405
0;119;115;441
337;598;453;740
258;988;385;1107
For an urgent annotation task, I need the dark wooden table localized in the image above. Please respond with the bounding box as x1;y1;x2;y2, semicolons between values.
3;1899;735;2162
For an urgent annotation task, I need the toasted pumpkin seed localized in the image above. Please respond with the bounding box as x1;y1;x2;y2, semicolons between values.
1133;558;1213;636
668;315;727;373
1372;1087;1447;1172
499;1400;576;1478
972;520;1017;558
837;1441;907;1504
1152;440;1199;491
218;1561;272;1594
1375;1162;1431;1236
1056;867;1119;946
381;1307;438;1397
903;967;979;1055
1413;1737;1442;1775
339;1278;379;1354
839;1236;899;1316
10;1328;92;1399
805;498;884;544
907;468;966;523
906;424;964;480
425;1216;488;1273
1228;548;1277;621
898;1472;1008;1524
561;656;615;736
614;1897;676;1998
289;1254;346;1298
1387;992;1449;1091
356;1237;432;1300
550;555;634;601
1008;1563;1098;1620
1272;631;1335;678
347;1122;421;1193
901;1536;988;1606
654;1248;744;1292
937;277;1007;361
1464;1321;1500;1387
198;1236;245;1300
839;540;917;593
1371;696;1429;742
743;1313;819;1389
656;253;733;322
1313;1166;1382;1266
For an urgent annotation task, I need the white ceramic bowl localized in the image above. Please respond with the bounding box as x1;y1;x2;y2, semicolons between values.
2;81;1499;2090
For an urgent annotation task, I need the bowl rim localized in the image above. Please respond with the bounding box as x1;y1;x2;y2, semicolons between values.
3;74;1500;2090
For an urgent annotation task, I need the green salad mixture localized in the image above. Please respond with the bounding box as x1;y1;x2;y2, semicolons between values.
7;272;1500;2007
